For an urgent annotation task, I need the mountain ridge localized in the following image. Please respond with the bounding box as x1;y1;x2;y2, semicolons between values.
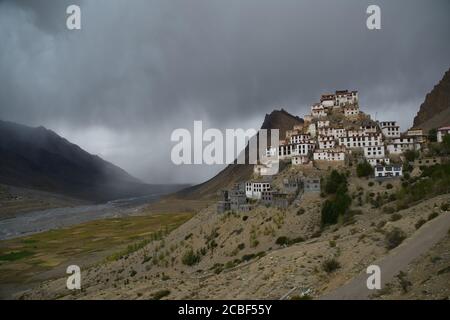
0;119;155;202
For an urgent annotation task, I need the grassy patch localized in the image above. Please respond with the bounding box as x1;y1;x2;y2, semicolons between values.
0;250;34;262
0;212;193;286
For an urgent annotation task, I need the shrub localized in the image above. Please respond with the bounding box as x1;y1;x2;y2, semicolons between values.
357;161;373;177
241;253;256;262
324;170;348;194
322;258;341;273
321;191;352;227
415;218;426;230
297;208;305;216
368;181;374;187
428;212;439;221
403;150;419;162
182;249;201;266
385;228;406;250
151;290;171;300
396;271;412;293
441;203;449;211
275;236;289;246
386;183;393;190
390;213;402;222
289;236;305;245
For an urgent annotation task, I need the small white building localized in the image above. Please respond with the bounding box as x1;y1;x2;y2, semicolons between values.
379;121;401;138
245;181;271;200
293;143;315;156
290;134;311;144
437;126;450;143
339;133;383;149
317;127;346;138
374;165;403;178
386;137;416;154
346;129;366;137
311;104;327;118
292;155;310;165
317;120;330;128
335;90;358;106
313;148;345;162
364;146;386;159
367;158;390;167
344;106;360;118
361;124;378;134
406;128;427;144
318;136;336;149
320;94;335;108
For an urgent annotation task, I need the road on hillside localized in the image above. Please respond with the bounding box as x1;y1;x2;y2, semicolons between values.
321;212;450;300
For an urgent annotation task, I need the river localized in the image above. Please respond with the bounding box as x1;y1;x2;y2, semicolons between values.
0;190;180;241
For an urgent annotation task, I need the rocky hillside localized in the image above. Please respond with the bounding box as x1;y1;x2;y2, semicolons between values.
413;68;450;131
21;171;450;300
177;109;303;199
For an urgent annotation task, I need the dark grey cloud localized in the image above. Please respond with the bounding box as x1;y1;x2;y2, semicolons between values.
0;0;449;183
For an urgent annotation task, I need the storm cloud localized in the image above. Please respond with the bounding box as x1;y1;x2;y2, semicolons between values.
0;0;449;183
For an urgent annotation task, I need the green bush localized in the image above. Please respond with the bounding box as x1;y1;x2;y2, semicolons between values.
321;191;352;227
386;183;393;190
428;212;439;221
385;228;406;250
403;150;419;162
151;290;171;300
275;236;289;246
182;249;201;266
415;218;426;230
390;213;402;222
324;170;348;194
322;258;341;273
395;163;450;208
368;181;374;187
357;161;373;177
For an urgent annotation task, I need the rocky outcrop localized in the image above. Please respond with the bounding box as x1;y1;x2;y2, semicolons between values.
413;68;450;131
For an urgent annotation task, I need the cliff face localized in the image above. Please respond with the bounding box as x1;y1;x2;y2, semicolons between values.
413;68;450;131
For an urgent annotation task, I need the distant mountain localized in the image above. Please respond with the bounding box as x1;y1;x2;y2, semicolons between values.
0;120;156;202
413;68;450;131
178;109;304;199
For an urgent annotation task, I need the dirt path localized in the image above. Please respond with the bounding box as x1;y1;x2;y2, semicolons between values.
321;211;450;300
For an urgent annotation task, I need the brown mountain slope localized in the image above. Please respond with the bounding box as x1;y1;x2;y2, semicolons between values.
177;109;304;199
413;68;450;131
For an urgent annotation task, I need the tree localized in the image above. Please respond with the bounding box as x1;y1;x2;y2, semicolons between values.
442;134;450;155
428;128;437;142
321;190;352;227
403;150;418;162
324;170;348;194
356;161;373;177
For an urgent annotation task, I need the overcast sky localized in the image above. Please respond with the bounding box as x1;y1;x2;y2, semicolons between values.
1;0;449;184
